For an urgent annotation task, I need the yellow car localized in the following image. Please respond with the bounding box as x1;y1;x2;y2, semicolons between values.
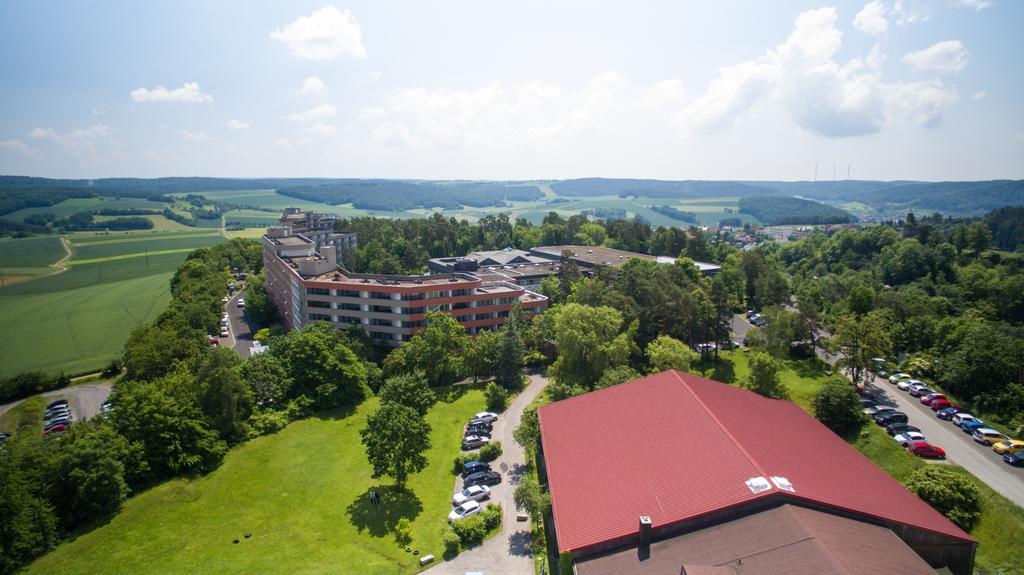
992;439;1024;455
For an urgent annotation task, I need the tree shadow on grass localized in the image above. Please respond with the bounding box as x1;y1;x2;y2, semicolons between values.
346;485;423;538
708;358;736;384
311;402;358;422
791;357;830;379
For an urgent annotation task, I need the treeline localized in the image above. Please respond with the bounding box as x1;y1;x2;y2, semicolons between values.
276;181;542;211
739;196;854;225
551;177;778;198
986;206;1024;251
650;204;698;223
52;212;154;231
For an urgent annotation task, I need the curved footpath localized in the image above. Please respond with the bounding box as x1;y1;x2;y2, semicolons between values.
731;315;1024;509
423;373;549;575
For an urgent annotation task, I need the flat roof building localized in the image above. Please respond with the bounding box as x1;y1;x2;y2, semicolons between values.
429;248;560;289
530;245;721;275
262;228;547;343
538;370;975;574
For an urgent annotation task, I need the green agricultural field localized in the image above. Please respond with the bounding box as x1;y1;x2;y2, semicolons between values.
0;235;67;283
0;232;225;377
25;389;486;575
5;197;171;222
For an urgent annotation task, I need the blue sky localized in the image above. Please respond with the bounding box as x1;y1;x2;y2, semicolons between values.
0;0;1020;180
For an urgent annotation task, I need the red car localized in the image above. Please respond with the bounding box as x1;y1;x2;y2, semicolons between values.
930;398;953;411
920;393;946;405
907;441;946;459
42;424;66;435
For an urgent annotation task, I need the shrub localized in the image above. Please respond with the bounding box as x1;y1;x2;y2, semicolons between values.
560;551;575;575
813;378;866;437
0;371;64;404
451;514;488;546
480;503;502;531
479;441;502;463
484;382;508;412
905;467;981;531
442;525;461;554
394;517;412;546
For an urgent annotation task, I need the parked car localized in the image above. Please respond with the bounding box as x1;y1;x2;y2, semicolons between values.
888;373;911;384
1004;452;1024;467
448;500;482;522
46;399;68;410
460;460;492;478
874;411;908;425
973;428;1010;445
936;406;968;420
464;427;491;438
0;431;11;442
992;439;1024;455
894;431;927;446
473;412;499;423
885;423;920;437
222;296;230;303
463;471;502;487
466;419;494;431
864;405;896;416
461;435;491;450
929;398;953;411
44;416;71;430
100;401;114;416
898;379;923;391
220;327;230;338
952;413;980;427
920;393;946;405
908;385;932;397
44;408;71;422
961;420;988;435
43;424;67;436
906;441;946;459
452;484;492;506
236;298;245;308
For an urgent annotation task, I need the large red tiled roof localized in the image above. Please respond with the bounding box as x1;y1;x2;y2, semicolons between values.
538;370;973;554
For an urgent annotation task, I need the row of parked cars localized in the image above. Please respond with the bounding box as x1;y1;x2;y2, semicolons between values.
42;399;73;436
883;371;1024;467
450;412;502;522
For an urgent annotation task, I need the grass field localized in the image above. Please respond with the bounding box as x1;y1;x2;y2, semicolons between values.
0;235;67;283
25;389;486;575
0;231;225;377
6;197;171;222
696;350;1024;574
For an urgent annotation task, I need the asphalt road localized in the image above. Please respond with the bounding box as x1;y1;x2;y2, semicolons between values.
0;382;113;431
224;289;255;357
732;314;1024;508
424;373;548;575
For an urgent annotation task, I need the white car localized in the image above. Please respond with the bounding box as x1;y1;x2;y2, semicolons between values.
462;435;491;450
897;379;922;391
220;327;230;337
888;373;911;384
894;431;926;446
473;412;499;423
452;484;492;506
952;413;978;427
236;298;245;308
448;500;482;522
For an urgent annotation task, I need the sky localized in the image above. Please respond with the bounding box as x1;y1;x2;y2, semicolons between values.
0;0;1021;181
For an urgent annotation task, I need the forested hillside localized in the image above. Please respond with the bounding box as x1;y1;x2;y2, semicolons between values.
276;181;541;211
739;196;854;225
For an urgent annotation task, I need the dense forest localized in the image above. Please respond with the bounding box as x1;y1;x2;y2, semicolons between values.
650;204;699;223
738;196;854;225
276;181;542;211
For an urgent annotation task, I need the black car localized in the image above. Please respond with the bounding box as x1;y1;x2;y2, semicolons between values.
1004;452;1024;467
885;423;921;436
874;411;908;425
936;406;968;420
464;427;490;438
0;431;10;442
466;419;493;430
460;460;492;478
46;399;69;410
463;471;502;487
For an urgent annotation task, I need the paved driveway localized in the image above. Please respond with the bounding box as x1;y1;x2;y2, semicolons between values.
733;314;1024;507
224;289;255;357
423;373;548;575
0;382;113;430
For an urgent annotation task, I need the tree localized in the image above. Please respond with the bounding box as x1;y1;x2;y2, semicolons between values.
402;312;468;385
463;328;501;383
513;475;551;521
378;371;435;416
273;322;367;408
905;467;981;531
122;323;203;382
813;378;866;437
50;422;131;528
484;382;509;412
495;306;526;389
646;335;698;374
513;406;541;459
744;351;787;399
240;352;293;410
596;365;642;389
0;451;58;574
360;402;431;488
197;349;252;444
550;304;634;391
830;312;891;387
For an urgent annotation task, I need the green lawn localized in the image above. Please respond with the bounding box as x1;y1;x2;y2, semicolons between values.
25;389;485;575
697;350;1024;574
5;197;171;222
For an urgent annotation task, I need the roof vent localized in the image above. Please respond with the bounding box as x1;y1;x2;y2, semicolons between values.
770;476;795;493
638;515;652;548
745;476;772;494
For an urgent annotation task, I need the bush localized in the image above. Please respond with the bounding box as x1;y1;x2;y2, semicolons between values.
394;517;412;546
480;503;502;531
479;441;502;463
560;551;575;575
905;467;981;531
813;378;866;437
0;371;64;404
484;382;508;412
451;514;488;546
442;525;461;554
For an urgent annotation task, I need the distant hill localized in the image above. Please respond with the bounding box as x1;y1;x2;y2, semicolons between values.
276;181;542;211
738;196;854;225
551;178;780;198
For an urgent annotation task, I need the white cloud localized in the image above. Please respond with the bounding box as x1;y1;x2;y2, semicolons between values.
956;0;994;10
357;107;387;120
302;123;336;138
972;91;986;101
27;124;113;156
854;1;889;35
286;104;337;123
298;76;325;95
181;130;208;141
903;40;970;74
372;122;414;147
0;140;35;156
130;82;213;103
892;0;932;25
270;6;366;60
677;7;958;138
227;119;250;130
642;79;684;106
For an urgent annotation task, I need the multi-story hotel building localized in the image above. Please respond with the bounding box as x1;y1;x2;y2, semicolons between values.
262;226;548;343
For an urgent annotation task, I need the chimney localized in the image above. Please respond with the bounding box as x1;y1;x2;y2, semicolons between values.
323;245;337;267
639;515;652;549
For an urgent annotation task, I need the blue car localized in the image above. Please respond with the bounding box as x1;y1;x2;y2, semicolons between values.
1004;452;1024;467
460;461;492;478
961;420;987;434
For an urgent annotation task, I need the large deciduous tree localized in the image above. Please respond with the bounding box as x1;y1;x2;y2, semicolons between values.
744;351;787;399
830;311;891;387
812;378;866;438
273;322;367;408
360;402;431;488
646;335;698;374
549;303;634;398
401;312;468;386
377;371;435;416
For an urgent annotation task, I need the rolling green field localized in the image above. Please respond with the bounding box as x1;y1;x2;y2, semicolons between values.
0;231;225;377
5;197;171;221
0;235;67;283
25;389;485;575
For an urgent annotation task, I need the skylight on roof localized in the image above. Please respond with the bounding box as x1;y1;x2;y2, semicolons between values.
771;476;795;492
745;476;772;494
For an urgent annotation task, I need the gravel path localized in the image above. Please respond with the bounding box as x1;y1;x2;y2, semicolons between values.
423;373;548;575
